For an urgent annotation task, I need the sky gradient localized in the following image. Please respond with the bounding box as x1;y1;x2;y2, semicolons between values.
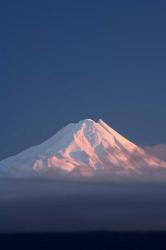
0;0;166;160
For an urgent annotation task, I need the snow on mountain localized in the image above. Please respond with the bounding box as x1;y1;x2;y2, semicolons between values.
0;118;166;179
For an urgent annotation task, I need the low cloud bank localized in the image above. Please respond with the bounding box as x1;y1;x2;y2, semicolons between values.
1;179;166;232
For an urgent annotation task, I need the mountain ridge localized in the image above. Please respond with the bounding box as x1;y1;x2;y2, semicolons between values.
0;119;166;179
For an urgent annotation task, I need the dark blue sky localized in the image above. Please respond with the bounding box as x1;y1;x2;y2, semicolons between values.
0;0;166;159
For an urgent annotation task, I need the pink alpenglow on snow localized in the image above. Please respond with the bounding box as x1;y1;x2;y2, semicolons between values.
0;119;166;180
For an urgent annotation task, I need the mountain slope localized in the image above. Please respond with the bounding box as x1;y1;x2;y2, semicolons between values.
0;119;166;179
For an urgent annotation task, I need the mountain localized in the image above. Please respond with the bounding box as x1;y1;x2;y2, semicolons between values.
0;119;166;180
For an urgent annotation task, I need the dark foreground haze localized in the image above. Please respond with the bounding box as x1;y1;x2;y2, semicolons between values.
1;179;166;232
1;232;166;250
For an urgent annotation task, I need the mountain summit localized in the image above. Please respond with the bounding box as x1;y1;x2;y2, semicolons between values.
0;119;166;179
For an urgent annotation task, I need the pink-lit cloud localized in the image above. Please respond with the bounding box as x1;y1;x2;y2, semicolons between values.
144;144;166;161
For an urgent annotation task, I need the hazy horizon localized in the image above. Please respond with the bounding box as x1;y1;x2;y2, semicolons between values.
1;179;166;233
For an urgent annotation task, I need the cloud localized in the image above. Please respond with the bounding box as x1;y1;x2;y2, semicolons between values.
144;144;166;161
1;180;166;232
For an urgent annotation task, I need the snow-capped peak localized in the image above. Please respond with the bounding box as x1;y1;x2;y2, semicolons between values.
0;118;166;179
